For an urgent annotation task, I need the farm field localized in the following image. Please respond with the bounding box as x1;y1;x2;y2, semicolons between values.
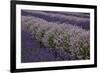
21;10;90;63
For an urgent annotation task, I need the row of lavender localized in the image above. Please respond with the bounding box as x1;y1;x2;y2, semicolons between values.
22;10;90;30
21;10;90;60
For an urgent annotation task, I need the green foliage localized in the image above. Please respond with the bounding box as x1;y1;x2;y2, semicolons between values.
76;41;90;59
48;35;56;48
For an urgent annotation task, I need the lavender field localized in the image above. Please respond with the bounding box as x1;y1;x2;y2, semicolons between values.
21;10;90;63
